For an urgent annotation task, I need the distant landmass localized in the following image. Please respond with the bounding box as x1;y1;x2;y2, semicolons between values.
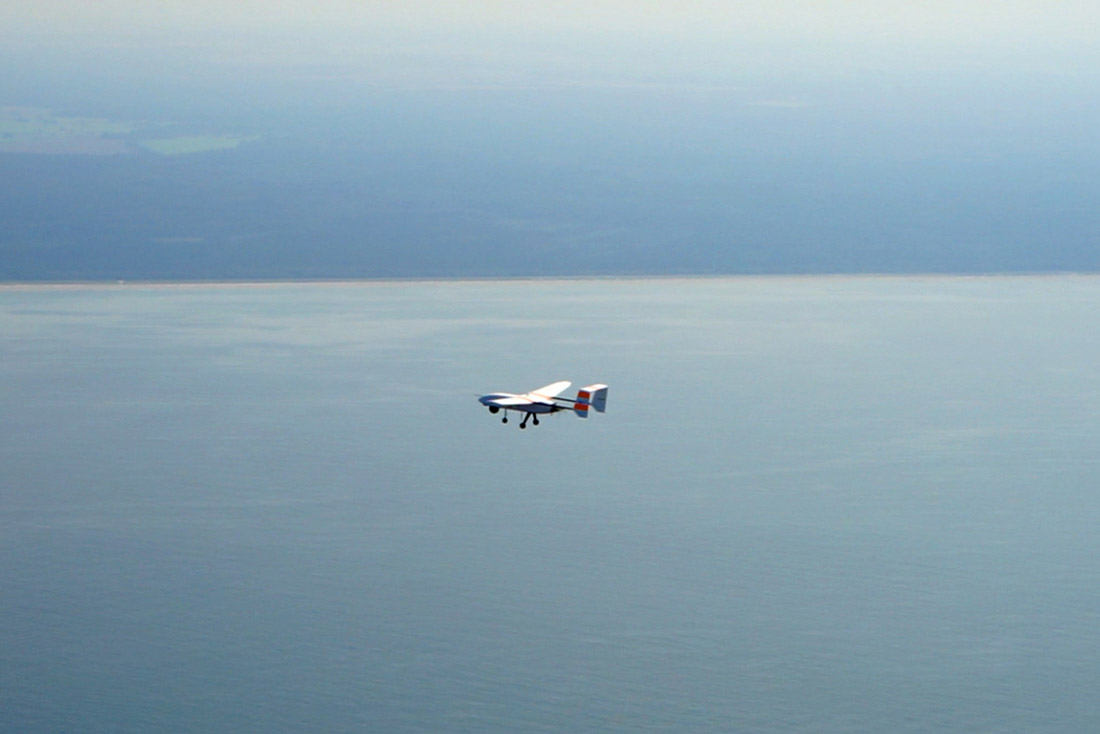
0;108;255;157
3;97;1099;282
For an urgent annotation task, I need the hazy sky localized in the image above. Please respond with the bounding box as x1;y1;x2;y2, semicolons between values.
5;1;1098;114
8;1;1100;41
7;1;1098;125
7;2;1100;79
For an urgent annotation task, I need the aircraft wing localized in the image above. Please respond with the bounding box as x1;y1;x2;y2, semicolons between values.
526;381;571;400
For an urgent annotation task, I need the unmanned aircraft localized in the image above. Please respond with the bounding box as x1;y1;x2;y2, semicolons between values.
478;381;608;429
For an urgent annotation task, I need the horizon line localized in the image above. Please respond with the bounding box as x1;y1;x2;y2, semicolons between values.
3;271;1100;291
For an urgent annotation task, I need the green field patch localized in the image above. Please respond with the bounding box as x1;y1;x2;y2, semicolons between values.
0;108;256;156
0;107;136;153
0;108;134;138
140;135;258;155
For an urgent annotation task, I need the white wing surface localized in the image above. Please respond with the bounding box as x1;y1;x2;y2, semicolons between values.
526;381;571;400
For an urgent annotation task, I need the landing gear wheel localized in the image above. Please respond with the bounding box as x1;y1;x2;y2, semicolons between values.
533;417;540;426
519;423;526;429
502;416;508;424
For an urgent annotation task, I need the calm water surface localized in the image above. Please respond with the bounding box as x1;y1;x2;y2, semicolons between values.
3;277;1100;732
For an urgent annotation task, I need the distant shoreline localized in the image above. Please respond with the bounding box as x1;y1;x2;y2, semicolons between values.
2;272;1098;291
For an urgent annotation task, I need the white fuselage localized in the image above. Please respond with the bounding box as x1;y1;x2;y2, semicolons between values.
478;393;561;414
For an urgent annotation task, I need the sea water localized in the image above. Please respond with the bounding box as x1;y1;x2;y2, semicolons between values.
3;277;1100;732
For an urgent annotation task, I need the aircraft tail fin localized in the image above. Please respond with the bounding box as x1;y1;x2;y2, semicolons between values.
572;384;608;418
